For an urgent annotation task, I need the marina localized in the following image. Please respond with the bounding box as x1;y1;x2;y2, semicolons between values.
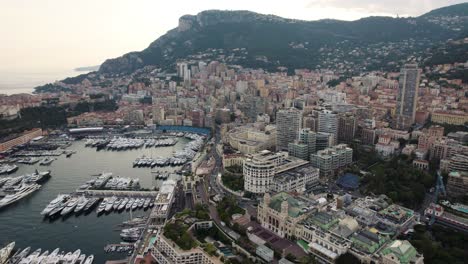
0;133;194;263
0;242;95;264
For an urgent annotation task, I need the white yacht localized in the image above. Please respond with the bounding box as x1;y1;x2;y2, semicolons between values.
74;196;89;213
0;184;41;209
41;194;69;215
83;255;94;264
0;242;15;264
60;197;79;216
105;196;117;212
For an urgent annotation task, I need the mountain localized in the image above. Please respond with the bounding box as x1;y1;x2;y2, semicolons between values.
420;3;468;18
100;5;468;75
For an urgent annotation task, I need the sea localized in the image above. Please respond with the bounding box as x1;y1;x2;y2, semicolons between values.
0;139;188;263
0;70;89;95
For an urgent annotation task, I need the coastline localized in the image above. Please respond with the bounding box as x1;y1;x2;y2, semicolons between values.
0;69;91;95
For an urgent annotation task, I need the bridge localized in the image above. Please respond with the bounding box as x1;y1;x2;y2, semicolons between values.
77;189;158;198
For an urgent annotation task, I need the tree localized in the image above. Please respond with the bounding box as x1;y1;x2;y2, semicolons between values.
336;252;361;264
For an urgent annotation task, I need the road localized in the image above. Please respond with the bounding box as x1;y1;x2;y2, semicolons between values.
205;126;257;214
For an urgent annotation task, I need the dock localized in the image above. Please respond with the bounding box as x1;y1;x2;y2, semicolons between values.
78;190;158;198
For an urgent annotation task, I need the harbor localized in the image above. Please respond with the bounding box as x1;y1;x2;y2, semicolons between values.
0;133;194;263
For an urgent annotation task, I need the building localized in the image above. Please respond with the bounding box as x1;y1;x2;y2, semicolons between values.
191;109;205;127
431;111;468;126
395;64;420;130
360;128;377;146
243;150;308;194
227;124;276;154
448;153;468;173
446;171;468;197
317;110;338;145
150;180;176;226
338;114;357;144
0;128;43;152
276;108;302;151
288;128;316;160
296;212;355;263
271;165;320;193
257;192;312;239
152;233;221;264
222;153;245;168
316;132;334;151
288;142;309;161
412;160;429;171
310;144;353;178
215;108;231;124
375;135;398;158
350;229;389;255
380;240;424;264
124;109;144;125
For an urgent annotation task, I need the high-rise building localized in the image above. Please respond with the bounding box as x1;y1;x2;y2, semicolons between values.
191;109;204;127
316;132;334;151
288;142;309;161
338;114;357;144
395;64;420;130
289;128;317;160
310;144;353;178
318;110;338;146
276;108;302;151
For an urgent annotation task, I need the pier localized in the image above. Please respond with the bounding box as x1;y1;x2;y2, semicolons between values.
78;190;158;198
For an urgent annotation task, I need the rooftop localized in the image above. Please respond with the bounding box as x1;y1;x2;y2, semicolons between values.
268;192;308;218
274;164;319;184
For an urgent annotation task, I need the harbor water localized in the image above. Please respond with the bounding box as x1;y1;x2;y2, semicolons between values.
0;138;188;263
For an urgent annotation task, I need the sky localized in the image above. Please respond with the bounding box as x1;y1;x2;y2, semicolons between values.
0;0;466;73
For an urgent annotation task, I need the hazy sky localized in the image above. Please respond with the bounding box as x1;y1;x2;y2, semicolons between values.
0;0;465;72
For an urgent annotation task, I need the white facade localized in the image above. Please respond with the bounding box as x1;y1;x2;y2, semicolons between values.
318;110;338;146
243;151;286;193
276;108;303;151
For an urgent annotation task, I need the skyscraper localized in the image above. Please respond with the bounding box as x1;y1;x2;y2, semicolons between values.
288;128;316;160
338;113;357;144
396;64;420;130
318;110;338;146
276;108;302;151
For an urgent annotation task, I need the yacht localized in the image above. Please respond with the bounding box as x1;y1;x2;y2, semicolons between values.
41;194;69;215
74;196;89;214
143;198;151;210
66;250;80;264
131;199;140;211
60;197;79;216
105;197;117;212
39;158;55;166
0;164;18;174
32;250;49;264
94;173;112;188
125;199;134;210
48;199;68;218
0;184;41;209
118;198;129;211
75;254;86;264
138;199;144;209
83;198;100;212
0;242;15;264
9;246;30;264
44;248;59;264
18;248;41;264
112;198;122;210
61;252;72;263
97;198;107;214
23;170;51;184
